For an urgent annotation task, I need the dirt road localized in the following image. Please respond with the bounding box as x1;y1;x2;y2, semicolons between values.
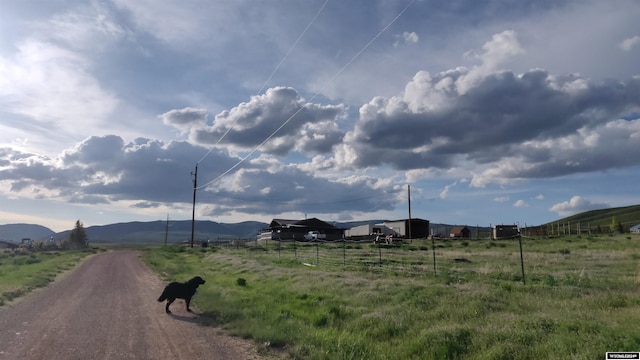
0;250;264;360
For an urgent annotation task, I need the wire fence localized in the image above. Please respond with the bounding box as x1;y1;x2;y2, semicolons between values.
197;232;640;288
213;238;519;282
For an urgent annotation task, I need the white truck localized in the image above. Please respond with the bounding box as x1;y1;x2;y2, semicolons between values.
304;231;326;240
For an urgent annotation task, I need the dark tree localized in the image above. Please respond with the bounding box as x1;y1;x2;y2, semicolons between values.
66;220;89;249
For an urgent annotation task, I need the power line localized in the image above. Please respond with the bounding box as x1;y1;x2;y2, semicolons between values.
197;0;330;164
197;0;418;190
206;191;380;205
255;0;330;96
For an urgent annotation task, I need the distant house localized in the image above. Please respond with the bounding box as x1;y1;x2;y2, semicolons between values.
0;240;18;249
346;223;395;238
493;224;520;239
258;218;344;241
382;218;430;239
450;226;471;239
630;224;640;234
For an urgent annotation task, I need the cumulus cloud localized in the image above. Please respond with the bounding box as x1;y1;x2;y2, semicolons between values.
494;197;509;203
160;107;208;131
471;117;640;186
334;30;640;186
619;36;640;51
189;87;345;156
549;196;609;217
0;135;395;217
457;30;524;94
0;136;241;206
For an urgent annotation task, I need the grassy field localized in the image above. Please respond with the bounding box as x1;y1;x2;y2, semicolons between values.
141;234;640;359
0;247;99;306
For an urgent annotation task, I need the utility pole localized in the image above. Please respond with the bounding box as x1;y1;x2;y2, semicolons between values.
407;184;412;241
164;214;169;246
190;164;198;248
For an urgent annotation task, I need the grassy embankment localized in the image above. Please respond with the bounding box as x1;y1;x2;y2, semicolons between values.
0;248;99;306
142;234;640;360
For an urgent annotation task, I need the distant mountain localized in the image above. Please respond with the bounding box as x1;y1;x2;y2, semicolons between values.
0;224;55;242
0;219;488;244
6;205;637;245
55;220;269;244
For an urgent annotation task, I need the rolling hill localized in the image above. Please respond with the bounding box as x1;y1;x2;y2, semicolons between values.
544;204;640;230
0;223;56;242
75;220;269;244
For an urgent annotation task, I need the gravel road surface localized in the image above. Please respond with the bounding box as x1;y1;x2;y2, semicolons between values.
0;250;263;360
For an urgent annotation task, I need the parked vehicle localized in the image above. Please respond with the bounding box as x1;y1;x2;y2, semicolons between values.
304;231;326;240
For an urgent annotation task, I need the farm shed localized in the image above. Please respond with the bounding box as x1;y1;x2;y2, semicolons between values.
631;224;640;233
259;218;344;241
493;224;520;239
383;218;429;239
450;226;471;239
0;240;19;249
345;223;397;239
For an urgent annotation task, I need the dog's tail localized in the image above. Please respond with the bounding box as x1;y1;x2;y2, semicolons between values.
157;288;168;302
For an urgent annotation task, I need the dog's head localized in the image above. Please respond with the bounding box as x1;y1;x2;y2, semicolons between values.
188;276;206;287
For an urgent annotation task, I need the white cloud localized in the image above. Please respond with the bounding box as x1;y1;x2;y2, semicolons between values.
160;107;208;133
456;30;524;94
0;40;118;139
345;56;640;185
394;31;419;47
619;35;640;51
36;2;127;52
471;118;640;186
513;199;527;208
189;87;344;156
439;181;457;199
494;196;509;203
0;135;398;220
549;196;609;217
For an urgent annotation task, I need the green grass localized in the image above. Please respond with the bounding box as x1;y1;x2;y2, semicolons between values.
141;234;640;359
0;247;99;306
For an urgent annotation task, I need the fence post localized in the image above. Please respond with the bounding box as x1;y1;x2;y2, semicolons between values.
343;237;346;266
294;235;297;260
431;235;437;275
378;244;382;264
518;233;526;285
316;240;319;265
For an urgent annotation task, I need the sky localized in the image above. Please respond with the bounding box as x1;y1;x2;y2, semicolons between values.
1;0;639;233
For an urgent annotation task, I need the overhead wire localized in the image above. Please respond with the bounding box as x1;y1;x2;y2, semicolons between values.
207;192;376;205
197;0;417;191
197;0;330;164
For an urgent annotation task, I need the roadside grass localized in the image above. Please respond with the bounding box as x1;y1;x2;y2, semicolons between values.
141;234;640;359
0;248;100;306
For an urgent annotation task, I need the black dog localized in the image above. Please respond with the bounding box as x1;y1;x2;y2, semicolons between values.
157;276;206;314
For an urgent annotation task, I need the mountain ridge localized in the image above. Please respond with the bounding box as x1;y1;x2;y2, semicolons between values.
2;204;639;243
